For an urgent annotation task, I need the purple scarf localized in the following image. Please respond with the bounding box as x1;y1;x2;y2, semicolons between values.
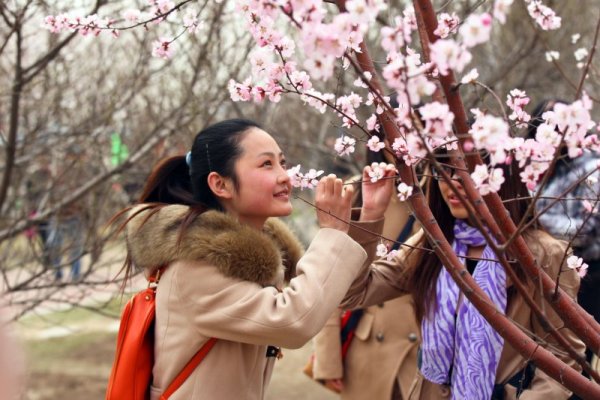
420;219;507;400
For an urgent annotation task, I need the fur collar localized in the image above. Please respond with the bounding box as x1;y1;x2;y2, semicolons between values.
126;205;304;286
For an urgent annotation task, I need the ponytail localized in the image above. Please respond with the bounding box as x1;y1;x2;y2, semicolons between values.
137;156;196;205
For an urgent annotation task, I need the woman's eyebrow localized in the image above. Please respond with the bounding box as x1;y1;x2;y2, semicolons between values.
257;151;284;158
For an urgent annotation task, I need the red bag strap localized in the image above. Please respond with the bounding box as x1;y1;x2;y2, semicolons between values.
160;337;218;399
151;265;218;399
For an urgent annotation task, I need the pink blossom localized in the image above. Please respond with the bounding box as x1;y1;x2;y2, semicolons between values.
376;243;389;258
506;89;531;129
567;255;588;278
123;9;142;23
152;37;175;59
385;249;399;261
346;0;387;25
183;10;203;34
471;165;505;195
493;0;514;24
527;1;561;30
301;89;335;113
582;200;599;214
397;182;413;201
380;15;413;52
419;102;455;139
334;136;357;156
289;70;313;91
303;56;336;80
469;113;510;164
367;135;385;152
287;164;324;190
429;39;472;75
228;78;253;102
434;13;460;39
366;114;380;132
368;163;385;182
460;68;479;84
459;13;492;48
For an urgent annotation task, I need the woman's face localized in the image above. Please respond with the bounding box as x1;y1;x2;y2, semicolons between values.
436;169;469;220
227;128;292;228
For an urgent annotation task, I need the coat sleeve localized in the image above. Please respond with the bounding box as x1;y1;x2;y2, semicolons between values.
312;309;344;380
340;225;424;310
520;238;585;400
169;228;367;349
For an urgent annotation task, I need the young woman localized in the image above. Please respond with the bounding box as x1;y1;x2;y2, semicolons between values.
117;119;393;400
341;151;584;400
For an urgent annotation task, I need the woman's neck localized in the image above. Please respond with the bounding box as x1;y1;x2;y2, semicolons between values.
467;246;484;259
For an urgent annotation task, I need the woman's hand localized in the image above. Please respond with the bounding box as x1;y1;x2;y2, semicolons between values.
361;162;398;221
323;378;344;393
316;174;354;233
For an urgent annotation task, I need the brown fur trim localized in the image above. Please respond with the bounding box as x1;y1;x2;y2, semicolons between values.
263;218;304;282
126;205;304;286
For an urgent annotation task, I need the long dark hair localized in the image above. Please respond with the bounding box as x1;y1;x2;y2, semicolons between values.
110;118;262;286
139;118;262;208
409;149;535;322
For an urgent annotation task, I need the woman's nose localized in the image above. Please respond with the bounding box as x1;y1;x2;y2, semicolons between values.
277;166;290;184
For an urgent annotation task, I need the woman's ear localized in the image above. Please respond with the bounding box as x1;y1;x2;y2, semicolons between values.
207;172;234;200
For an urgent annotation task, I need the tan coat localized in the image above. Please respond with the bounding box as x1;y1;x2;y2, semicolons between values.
126;205;369;400
312;195;421;400
343;224;584;400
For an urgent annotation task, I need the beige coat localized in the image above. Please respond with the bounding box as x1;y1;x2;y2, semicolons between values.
312;195;421;400
126;205;368;400
343;224;585;400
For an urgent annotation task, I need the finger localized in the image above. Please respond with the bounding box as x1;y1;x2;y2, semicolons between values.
342;184;354;208
316;176;326;199
325;174;336;197
363;165;371;180
333;178;343;199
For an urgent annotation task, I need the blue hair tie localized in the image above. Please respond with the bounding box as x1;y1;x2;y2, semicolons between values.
185;151;192;168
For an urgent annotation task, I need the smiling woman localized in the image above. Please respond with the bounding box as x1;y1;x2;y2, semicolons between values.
109;118;397;400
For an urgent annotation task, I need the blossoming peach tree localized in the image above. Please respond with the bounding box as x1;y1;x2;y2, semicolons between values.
44;0;600;397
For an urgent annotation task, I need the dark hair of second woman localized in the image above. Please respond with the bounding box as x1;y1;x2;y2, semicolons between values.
409;149;535;322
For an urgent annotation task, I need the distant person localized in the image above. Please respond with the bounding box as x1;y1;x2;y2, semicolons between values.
528;99;600;366
47;146;87;282
25;157;53;265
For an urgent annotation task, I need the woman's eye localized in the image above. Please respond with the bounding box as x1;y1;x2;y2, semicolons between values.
280;159;287;168
262;160;272;167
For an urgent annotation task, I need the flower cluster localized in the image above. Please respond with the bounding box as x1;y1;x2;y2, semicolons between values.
376;243;399;261
567;255;589;278
471;165;505;196
367;135;385;152
397;182;413;201
434;13;459;39
334;136;357;156
43;1;204;58
506;89;531;129
287;165;324;190
527;0;561;30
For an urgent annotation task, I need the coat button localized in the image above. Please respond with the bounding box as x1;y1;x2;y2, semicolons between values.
408;333;418;343
376;332;385;342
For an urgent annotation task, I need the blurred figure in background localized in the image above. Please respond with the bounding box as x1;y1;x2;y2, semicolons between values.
310;136;421;400
528;99;600;367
